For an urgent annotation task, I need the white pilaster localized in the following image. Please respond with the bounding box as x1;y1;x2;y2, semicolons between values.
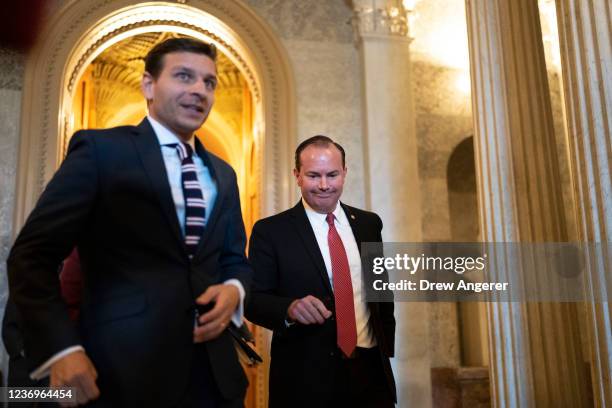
352;1;429;406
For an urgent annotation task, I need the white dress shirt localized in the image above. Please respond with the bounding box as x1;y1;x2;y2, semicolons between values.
149;116;218;236
31;117;244;379
302;199;376;348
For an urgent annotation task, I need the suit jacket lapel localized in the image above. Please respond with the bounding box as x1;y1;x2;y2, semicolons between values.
130;118;185;252
290;201;333;295
193;138;222;258
341;202;380;310
341;202;364;253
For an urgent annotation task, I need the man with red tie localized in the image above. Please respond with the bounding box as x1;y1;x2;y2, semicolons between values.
245;136;396;407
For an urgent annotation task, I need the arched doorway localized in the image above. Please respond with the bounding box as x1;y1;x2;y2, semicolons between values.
447;136;488;367
445;136;490;405
14;2;297;407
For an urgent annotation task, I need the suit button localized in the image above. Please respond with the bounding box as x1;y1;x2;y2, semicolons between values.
330;351;335;357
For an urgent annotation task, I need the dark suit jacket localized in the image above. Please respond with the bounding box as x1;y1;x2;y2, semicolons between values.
2;249;79;389
7;118;251;406
245;201;396;407
2;300;36;388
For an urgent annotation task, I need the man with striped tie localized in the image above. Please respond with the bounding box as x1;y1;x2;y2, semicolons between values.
7;37;251;407
245;136;396;407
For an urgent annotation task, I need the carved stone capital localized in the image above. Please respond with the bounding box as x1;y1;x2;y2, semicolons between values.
350;0;413;40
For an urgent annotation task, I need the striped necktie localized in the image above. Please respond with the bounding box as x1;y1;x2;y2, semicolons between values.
171;142;206;258
326;213;357;357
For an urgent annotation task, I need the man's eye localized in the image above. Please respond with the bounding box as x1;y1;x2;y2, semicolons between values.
205;79;217;90
177;73;191;81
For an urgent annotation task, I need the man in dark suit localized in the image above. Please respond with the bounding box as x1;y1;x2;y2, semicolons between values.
7;37;250;407
245;136;396;407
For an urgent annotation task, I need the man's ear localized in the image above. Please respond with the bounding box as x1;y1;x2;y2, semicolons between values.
141;72;154;100
293;168;300;182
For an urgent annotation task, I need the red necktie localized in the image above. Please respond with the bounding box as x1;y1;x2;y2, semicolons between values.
326;213;357;357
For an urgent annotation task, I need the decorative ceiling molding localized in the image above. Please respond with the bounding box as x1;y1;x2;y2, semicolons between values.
88;32;247;130
67;20;260;101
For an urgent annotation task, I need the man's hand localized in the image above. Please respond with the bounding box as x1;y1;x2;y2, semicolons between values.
50;350;100;407
287;295;332;325
193;284;240;343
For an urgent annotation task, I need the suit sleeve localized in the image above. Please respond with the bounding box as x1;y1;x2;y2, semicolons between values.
245;221;295;331
2;299;24;358
7;131;98;370
375;213;396;357
218;170;251;299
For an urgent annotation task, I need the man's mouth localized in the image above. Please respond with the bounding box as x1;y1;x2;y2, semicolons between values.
181;103;204;113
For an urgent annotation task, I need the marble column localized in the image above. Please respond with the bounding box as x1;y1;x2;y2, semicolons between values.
351;1;429;407
555;0;612;405
465;0;589;406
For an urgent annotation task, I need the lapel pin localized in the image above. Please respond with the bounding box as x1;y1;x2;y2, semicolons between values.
350;214;356;220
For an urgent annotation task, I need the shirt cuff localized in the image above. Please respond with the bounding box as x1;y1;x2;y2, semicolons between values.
30;345;84;380
224;279;245;326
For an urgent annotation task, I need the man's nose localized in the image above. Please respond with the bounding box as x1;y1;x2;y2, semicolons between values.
319;177;329;190
191;80;208;98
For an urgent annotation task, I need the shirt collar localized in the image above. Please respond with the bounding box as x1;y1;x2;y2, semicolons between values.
302;198;347;227
147;115;196;151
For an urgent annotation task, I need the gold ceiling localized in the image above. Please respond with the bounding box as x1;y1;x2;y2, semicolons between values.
89;32;246;131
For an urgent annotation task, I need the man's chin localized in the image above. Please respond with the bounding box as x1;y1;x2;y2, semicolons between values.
309;199;338;214
177;119;206;135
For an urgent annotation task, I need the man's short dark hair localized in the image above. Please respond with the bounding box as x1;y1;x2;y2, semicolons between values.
144;37;217;79
294;135;346;170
